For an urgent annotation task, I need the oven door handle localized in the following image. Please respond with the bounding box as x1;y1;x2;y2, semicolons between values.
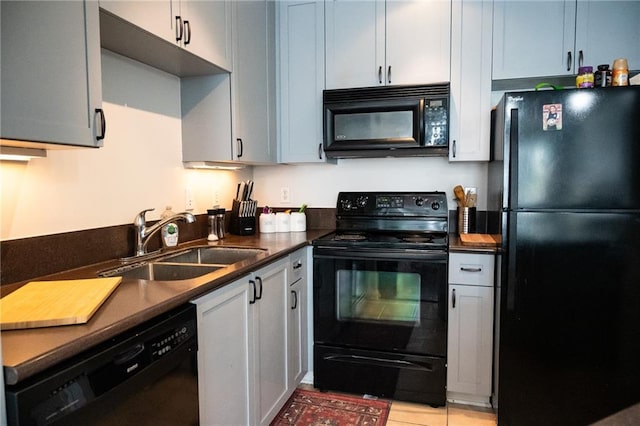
314;247;447;262
323;354;434;372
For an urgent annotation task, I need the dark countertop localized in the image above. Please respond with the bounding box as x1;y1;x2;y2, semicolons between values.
1;230;332;386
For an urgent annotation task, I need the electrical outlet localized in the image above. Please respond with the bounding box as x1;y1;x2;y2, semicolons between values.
185;188;194;211
280;187;290;203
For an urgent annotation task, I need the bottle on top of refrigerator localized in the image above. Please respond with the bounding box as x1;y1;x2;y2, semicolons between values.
612;58;629;86
161;206;179;247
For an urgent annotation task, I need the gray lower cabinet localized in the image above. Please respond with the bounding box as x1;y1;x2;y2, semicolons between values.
1;0;104;148
447;252;495;406
288;248;309;388
193;255;305;425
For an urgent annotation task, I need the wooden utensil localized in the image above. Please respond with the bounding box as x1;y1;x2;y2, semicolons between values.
453;185;467;207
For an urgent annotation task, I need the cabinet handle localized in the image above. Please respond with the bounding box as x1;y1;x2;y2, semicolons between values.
175;16;183;42
388;65;392;84
95;108;106;141
452;288;456;309
255;276;263;300
452;140;456;158
291;290;298;310
318;143;323;160
249;279;256;304
293;261;302;270
460;266;482;273
378;66;383;84
237;138;243;158
578;50;583;68
566;51;572;71
183;20;191;45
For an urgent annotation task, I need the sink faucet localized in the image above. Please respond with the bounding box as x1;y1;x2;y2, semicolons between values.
133;208;196;257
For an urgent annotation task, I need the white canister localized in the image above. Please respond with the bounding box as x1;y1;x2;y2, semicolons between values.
290;212;306;232
275;212;291;232
259;213;276;233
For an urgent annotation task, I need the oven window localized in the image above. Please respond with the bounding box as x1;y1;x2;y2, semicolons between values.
336;270;421;324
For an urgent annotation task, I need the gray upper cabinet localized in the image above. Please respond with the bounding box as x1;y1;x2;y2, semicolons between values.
99;0;232;76
493;0;640;80
230;0;277;164
1;1;105;148
325;0;451;90
277;0;331;164
181;0;276;165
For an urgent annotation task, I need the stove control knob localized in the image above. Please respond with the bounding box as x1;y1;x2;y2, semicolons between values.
431;201;441;210
340;199;353;211
415;197;425;207
356;196;368;208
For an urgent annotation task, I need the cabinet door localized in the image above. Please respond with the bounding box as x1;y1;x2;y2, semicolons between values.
288;278;305;389
181;74;233;162
575;1;640;71
99;0;177;45
325;0;384;89
1;1;103;147
193;278;252;425
385;0;451;86
278;0;329;163
181;0;232;71
492;0;576;79
252;258;289;425
447;284;494;398
232;0;277;164
449;0;492;162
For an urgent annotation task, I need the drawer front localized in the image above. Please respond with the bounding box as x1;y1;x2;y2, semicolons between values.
290;250;307;283
448;253;494;286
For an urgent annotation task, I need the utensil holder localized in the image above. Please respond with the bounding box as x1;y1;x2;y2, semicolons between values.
290;212;306;232
457;207;477;234
230;199;257;235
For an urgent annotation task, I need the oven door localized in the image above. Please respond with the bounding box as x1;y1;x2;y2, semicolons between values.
313;246;447;356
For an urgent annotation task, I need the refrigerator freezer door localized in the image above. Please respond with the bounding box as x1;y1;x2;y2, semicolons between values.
504;87;640;210
499;211;640;426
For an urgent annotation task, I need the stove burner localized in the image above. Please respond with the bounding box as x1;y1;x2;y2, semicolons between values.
334;233;367;241
402;235;434;243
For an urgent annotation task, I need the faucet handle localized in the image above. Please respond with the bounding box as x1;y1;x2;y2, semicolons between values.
134;208;155;226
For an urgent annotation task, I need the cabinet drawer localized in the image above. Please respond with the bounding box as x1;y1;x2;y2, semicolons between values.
449;253;494;286
290;251;307;283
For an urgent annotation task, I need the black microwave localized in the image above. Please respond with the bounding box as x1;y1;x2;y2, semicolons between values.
323;83;450;159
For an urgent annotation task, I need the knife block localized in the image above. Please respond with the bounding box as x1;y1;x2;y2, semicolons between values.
230;199;256;235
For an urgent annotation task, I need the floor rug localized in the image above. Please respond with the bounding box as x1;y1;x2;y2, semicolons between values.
271;388;391;426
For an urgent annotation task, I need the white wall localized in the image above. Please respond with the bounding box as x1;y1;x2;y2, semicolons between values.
0;50;489;241
253;158;488;210
0;51;251;241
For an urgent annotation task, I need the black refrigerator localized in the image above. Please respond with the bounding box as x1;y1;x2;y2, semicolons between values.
488;86;640;426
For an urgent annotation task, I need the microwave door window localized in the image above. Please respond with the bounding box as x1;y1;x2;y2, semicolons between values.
334;111;415;146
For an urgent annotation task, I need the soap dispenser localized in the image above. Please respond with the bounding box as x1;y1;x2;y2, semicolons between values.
160;206;179;247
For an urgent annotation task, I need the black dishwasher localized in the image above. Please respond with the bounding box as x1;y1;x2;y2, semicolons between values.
5;304;198;426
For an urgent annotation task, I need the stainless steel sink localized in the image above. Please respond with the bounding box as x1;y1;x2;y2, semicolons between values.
103;263;221;281
157;246;267;266
99;246;266;281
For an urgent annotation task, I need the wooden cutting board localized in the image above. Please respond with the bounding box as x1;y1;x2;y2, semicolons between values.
0;277;122;330
459;233;501;247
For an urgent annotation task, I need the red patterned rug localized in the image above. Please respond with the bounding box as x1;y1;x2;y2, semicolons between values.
271;388;391;426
